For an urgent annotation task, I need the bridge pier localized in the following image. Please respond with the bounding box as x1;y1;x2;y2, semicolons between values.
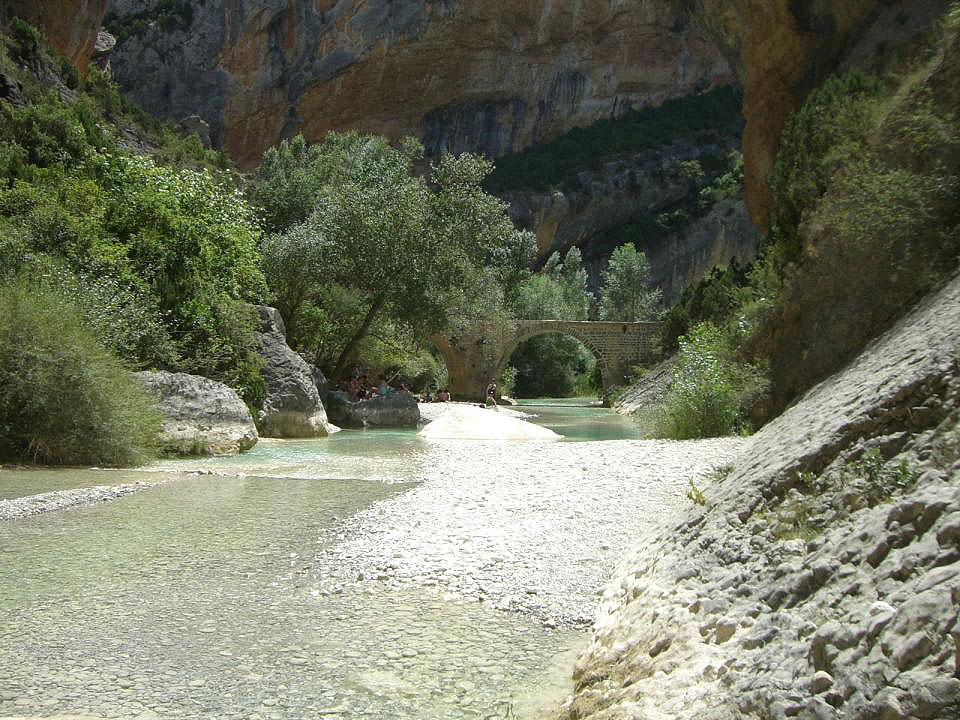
432;320;661;403
431;333;500;402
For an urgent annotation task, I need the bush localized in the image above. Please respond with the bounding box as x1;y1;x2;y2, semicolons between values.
660;260;749;351
8;18;43;63
0;278;161;466
767;71;886;270
654;323;765;439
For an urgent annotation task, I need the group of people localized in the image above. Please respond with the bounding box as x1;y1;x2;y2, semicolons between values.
343;374;393;401
421;389;451;403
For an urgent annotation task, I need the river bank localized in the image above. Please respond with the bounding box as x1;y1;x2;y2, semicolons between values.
561;273;960;719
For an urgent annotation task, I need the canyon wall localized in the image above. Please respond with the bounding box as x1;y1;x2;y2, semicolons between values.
502;136;759;302
687;0;952;228
103;0;732;169
14;1;948;233
6;0;110;74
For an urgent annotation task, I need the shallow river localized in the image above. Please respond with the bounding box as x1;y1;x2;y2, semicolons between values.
0;400;638;719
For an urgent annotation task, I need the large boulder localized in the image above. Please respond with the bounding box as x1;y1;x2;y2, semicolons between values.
325;391;420;430
254;305;338;438
136;371;258;456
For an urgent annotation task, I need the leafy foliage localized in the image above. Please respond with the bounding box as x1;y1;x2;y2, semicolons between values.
768;71;886;270
104;1;194;44
0;32;268;409
250;135;328;236
256;132;531;381
0;277;161;466
660;259;751;352
8;17;43;64
597;243;662;321
654;323;766;439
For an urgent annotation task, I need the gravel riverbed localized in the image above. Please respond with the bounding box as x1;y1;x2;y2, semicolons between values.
0;481;159;521
315;436;746;628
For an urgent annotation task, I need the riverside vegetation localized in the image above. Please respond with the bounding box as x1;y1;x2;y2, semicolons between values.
0;16;534;465
3;3;958;463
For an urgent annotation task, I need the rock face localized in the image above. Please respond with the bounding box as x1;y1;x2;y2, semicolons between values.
254;305;337;438
687;0;952;228
324;391;420;430
640;197;758;301
105;0;732;169
562;272;960;718
135;370;258;455
746;20;960;416
7;0;110;74
502;130;760;300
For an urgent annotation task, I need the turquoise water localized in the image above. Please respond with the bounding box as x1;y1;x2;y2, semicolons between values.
0;401;636;718
0;474;580;718
515;397;642;442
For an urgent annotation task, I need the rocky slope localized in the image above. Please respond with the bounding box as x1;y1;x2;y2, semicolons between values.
563;270;960;720
103;0;732;169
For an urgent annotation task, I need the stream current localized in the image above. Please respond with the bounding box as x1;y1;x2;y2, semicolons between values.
0;401;643;719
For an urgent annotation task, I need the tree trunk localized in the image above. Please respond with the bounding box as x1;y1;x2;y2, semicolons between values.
330;295;386;384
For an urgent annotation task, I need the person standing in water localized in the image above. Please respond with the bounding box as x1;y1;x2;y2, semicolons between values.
485;381;497;407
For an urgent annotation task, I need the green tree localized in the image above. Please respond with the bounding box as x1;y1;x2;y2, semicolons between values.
259;132;528;381
507;249;595;397
250;135;327;235
597;243;662;321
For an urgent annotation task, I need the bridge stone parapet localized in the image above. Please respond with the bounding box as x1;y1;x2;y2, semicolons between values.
431;319;662;402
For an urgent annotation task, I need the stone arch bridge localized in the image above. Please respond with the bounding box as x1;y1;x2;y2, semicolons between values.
431;320;662;402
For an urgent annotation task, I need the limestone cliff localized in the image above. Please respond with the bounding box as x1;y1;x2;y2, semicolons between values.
686;0;953;228
6;0;110;74
564;270;960;720
503;140;759;302
104;0;732;169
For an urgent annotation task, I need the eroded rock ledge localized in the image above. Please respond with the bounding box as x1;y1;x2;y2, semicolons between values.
563;273;960;719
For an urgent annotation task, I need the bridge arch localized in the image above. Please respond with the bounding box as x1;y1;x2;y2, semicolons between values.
431;320;661;403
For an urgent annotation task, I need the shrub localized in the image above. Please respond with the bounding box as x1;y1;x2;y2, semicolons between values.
8;18;42;63
0;278;161;466
654;323;764;439
0;93;108;170
767;71;886;270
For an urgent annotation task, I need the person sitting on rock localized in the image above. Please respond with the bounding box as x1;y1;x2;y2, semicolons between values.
377;375;390;396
